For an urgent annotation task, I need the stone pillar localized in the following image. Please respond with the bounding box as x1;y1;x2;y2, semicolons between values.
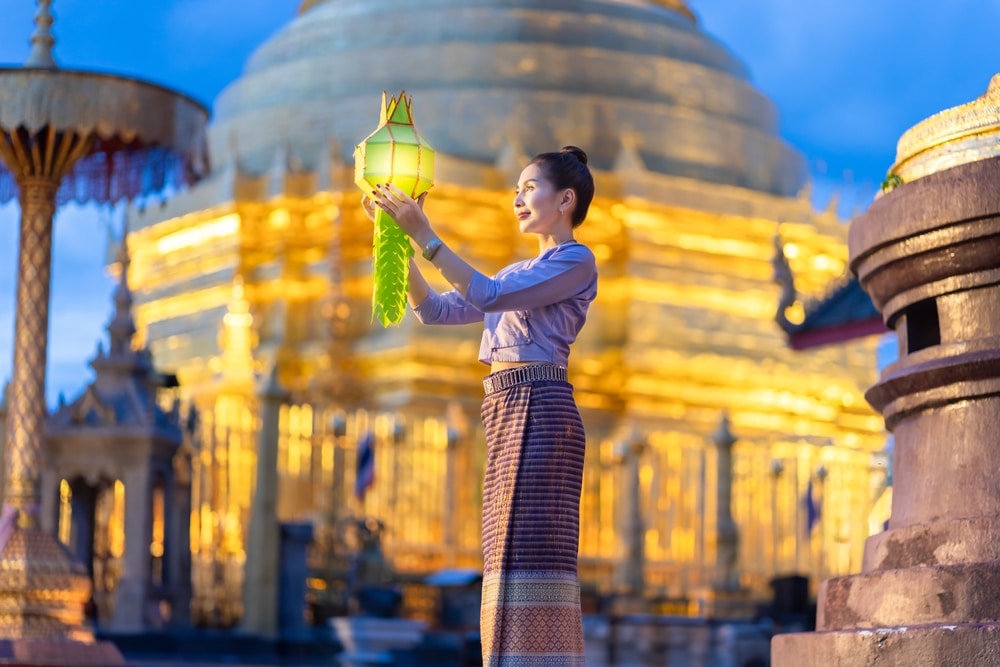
278;521;314;637
112;463;152;633
38;469;58;537
711;412;739;593
614;424;646;596
241;367;287;637
170;452;193;627
773;77;1000;665
442;423;458;568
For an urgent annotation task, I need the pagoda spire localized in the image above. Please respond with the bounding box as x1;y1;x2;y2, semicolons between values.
107;236;137;356
25;0;57;69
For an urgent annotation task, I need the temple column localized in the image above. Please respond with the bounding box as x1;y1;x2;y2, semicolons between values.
614;424;646;596
0;384;8;505
0;175;94;641
112;463;152;633
241;368;287;637
38;469;59;536
170;454;193;627
5;178;57;529
711;412;739;593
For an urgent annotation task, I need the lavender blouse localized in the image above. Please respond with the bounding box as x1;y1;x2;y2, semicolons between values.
410;241;598;367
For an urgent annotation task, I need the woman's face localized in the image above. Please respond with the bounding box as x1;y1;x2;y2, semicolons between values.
513;163;571;235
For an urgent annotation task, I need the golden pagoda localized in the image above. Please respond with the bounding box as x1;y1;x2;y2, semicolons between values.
117;0;885;624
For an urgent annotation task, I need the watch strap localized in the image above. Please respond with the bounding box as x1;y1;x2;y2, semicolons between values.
422;237;443;261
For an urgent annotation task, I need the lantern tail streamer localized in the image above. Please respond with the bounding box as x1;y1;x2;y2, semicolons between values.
372;207;413;326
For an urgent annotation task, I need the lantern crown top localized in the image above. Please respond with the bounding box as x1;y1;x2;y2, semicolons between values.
380;90;415;126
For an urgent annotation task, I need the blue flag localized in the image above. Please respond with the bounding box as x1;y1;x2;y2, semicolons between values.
354;430;375;501
805;478;821;534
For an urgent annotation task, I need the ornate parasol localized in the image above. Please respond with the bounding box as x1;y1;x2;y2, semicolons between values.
0;0;208;648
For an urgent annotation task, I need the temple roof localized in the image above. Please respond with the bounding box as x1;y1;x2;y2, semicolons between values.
209;0;806;196
786;277;887;350
48;242;183;437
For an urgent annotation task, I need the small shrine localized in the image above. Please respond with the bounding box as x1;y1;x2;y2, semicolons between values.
42;241;193;632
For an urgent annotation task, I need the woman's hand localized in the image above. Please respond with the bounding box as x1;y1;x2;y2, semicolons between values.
370;184;432;245
360;194;377;222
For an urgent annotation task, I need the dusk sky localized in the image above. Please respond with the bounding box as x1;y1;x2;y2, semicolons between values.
0;0;998;405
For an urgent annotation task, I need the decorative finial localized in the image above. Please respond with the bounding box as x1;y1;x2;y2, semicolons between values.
711;410;737;449
107;231;137;355
891;72;1000;184
772;234;802;332
25;0;57;69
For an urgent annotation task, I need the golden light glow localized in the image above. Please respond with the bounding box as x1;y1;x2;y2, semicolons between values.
111;481;125;559
123;152;883;624
151;481;165;559
58;480;72;546
783;301;806;326
156;214;240;254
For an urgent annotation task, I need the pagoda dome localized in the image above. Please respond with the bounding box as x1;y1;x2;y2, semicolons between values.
210;0;806;196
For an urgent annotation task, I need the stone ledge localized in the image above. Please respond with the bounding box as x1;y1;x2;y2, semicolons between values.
0;638;125;666
864;516;1000;571
817;560;1000;630
772;621;1000;667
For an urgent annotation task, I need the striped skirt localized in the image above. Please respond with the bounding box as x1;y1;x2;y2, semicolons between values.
479;374;587;666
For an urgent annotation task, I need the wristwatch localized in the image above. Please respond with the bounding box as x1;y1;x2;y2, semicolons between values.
422;236;443;261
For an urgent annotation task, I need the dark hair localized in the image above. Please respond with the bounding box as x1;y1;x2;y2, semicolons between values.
528;145;595;227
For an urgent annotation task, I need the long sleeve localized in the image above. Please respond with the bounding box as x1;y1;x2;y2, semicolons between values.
465;243;596;313
411;289;485;325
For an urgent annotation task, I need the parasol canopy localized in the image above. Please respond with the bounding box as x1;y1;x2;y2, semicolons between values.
0;68;209;205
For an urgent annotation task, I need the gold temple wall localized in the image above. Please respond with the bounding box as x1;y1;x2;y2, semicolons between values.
120;165;886;626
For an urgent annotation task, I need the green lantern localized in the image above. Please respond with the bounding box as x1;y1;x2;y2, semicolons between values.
354;91;436;327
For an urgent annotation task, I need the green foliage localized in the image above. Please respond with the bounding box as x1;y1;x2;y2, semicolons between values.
372;208;413;327
881;172;903;193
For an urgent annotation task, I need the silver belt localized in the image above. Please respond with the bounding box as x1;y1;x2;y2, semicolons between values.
483;363;567;395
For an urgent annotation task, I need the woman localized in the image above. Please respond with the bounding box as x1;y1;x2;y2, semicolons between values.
367;145;597;666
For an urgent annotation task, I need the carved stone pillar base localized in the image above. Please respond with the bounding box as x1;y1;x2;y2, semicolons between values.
774;623;1000;666
0;527;125;664
773;148;1000;665
0;528;90;640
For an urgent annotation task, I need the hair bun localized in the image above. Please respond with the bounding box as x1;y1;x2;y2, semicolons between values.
560;145;589;166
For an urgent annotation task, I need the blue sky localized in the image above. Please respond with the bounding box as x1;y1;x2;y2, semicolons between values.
0;0;998;405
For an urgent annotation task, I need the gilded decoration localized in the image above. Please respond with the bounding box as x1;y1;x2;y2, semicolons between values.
0;527;91;641
114;0;886;625
890;73;1000;185
0;69;209;204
